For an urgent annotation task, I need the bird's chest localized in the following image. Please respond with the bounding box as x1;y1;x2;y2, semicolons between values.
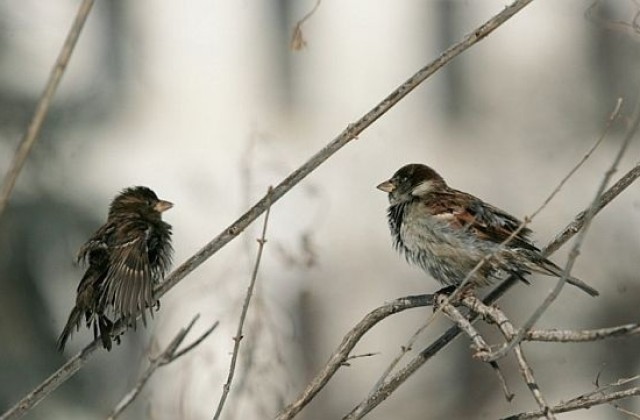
395;204;473;255
389;203;491;283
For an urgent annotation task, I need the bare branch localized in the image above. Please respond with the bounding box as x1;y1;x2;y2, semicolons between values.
170;321;219;362
213;187;274;420
512;345;554;420
547;161;640;255
524;323;640;342
501;387;640;419
0;0;95;221
273;295;433;420
367;321;430;395
0;342;100;420
460;297;554;419
440;300;490;355
341;352;380;367
446;300;640;345
567;374;640;403
107;316;219;420
439;300;515;402
1;0;535;417
531;97;623;218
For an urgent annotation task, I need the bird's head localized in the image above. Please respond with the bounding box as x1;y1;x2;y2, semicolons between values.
109;186;173;221
377;164;446;205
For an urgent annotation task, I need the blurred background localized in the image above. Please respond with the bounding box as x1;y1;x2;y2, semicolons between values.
1;0;640;419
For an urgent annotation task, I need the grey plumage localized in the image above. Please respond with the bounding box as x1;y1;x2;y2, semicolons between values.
378;163;598;297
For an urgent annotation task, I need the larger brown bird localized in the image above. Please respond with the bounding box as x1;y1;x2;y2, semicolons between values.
57;186;173;351
377;164;598;297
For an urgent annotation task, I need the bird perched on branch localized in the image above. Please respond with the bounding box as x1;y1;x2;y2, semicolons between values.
57;186;173;351
377;163;598;297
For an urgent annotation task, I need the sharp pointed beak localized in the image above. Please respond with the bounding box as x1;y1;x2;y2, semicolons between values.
376;180;396;193
154;200;173;213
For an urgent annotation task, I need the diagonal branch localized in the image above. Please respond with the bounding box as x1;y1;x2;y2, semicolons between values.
0;0;95;221
501;386;640;419
273;294;432;420
524;323;640;342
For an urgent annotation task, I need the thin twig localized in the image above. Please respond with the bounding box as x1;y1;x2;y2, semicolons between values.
440;301;490;354
529;97;623;218
524;323;640;342
501;387;640;419
367;322;430;395
461;297;554;419
492;361;516;403
0;0;95;221
290;0;322;51
341;352;380;367
212;187;274;420
171;322;219;361
342;159;640;420
0;0;533;417
488;93;640;361
270;294;433;420
567;375;640;404
513;345;554;419
439;301;515;401
547;162;640;254
442;301;640;344
107;316;219;420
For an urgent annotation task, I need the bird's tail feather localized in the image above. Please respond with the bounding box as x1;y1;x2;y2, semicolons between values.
57;306;82;351
97;316;114;351
536;258;599;297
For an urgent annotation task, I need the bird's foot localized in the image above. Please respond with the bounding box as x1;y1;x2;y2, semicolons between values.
432;285;457;312
98;317;114;351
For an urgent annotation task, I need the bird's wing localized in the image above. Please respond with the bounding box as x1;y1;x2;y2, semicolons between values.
101;221;155;323
425;190;538;251
76;224;112;266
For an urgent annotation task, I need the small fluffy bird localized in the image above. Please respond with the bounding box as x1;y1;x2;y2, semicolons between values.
57;186;173;351
377;164;598;297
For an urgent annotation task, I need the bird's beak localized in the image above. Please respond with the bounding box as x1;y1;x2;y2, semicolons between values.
154;200;174;213
376;179;396;193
